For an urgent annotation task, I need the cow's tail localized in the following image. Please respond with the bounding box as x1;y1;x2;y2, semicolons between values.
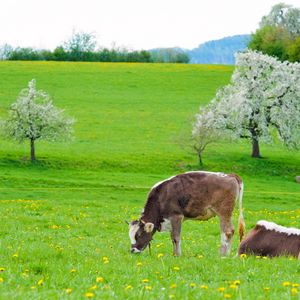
237;179;245;242
231;174;245;242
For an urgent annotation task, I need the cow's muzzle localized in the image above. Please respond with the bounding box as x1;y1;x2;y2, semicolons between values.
131;247;141;254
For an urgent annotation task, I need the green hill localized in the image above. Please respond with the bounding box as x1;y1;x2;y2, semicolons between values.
0;61;299;299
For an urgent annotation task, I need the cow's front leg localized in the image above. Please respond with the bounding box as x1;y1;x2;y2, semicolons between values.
170;215;183;256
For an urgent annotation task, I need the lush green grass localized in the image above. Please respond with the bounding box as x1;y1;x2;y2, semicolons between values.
0;61;299;299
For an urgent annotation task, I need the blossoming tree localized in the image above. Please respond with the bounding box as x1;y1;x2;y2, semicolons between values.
1;79;75;161
192;103;224;166
193;50;300;158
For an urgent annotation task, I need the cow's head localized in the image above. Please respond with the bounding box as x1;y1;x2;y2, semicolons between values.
128;220;154;253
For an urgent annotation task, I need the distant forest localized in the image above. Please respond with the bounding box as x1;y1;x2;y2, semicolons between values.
0;32;190;64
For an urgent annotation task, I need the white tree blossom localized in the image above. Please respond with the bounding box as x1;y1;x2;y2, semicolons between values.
193;50;300;158
0;79;75;161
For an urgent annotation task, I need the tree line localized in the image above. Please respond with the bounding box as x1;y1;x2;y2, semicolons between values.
0;32;190;63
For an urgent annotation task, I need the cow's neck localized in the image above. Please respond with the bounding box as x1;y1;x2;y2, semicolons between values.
141;194;161;230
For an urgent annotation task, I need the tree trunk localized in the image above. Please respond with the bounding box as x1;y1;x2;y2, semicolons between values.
198;151;203;167
30;139;36;161
251;138;261;158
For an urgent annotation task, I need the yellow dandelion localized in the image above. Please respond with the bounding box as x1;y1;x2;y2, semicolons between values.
85;292;94;298
239;253;247;259
170;284;177;289
37;279;44;286
12;253;18;258
224;294;232;299
190;283;196;288
65;288;72;294
229;284;237;289
169;295;175;299
96;277;104;283
262;256;268;259
125;285;133;290
30;286;36;289
157;253;164;258
197;255;204;259
70;269;77;273
263;287;270;292
173;266;180;271
218;287;225;292
89;285;97;290
292;284;299;288
291;288;298;295
0;268;5;272
283;281;291;287
142;279;150;283
136;262;143;266
0;278;4;283
234;280;241;285
255;256;261;259
144;285;152;290
200;285;208;289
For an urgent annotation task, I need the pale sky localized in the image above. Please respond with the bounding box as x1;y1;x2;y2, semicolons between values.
0;0;299;50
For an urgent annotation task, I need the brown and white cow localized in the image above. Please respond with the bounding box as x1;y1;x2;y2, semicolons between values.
238;220;300;258
128;171;245;256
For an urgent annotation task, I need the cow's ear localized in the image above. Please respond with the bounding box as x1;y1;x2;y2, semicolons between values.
144;222;154;233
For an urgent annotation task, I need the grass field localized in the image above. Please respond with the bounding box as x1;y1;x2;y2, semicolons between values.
0;61;299;299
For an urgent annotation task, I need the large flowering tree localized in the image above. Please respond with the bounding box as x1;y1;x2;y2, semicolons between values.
193;50;300;158
1;79;74;161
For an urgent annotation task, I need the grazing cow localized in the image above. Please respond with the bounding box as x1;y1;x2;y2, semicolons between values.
238;220;300;258
128;171;245;256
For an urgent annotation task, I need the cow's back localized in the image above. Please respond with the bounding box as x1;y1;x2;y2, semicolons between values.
239;224;300;257
152;171;239;219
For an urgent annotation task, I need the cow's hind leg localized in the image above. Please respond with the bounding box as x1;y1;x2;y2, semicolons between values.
170;215;183;256
219;217;235;256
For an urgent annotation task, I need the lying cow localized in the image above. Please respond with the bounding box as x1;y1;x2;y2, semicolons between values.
128;171;245;256
238;220;300;258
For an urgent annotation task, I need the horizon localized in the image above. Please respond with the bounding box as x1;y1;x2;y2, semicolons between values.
0;0;299;51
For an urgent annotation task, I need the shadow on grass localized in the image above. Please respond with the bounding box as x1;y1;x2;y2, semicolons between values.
182;150;299;178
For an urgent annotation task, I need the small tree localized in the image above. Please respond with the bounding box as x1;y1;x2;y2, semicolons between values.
1;79;74;161
0;44;13;60
62;31;97;61
192;104;224;166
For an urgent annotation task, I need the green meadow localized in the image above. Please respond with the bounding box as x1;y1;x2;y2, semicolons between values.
0;61;299;299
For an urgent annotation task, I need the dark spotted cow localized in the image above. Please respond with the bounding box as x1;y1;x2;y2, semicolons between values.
129;171;245;256
238;220;300;258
